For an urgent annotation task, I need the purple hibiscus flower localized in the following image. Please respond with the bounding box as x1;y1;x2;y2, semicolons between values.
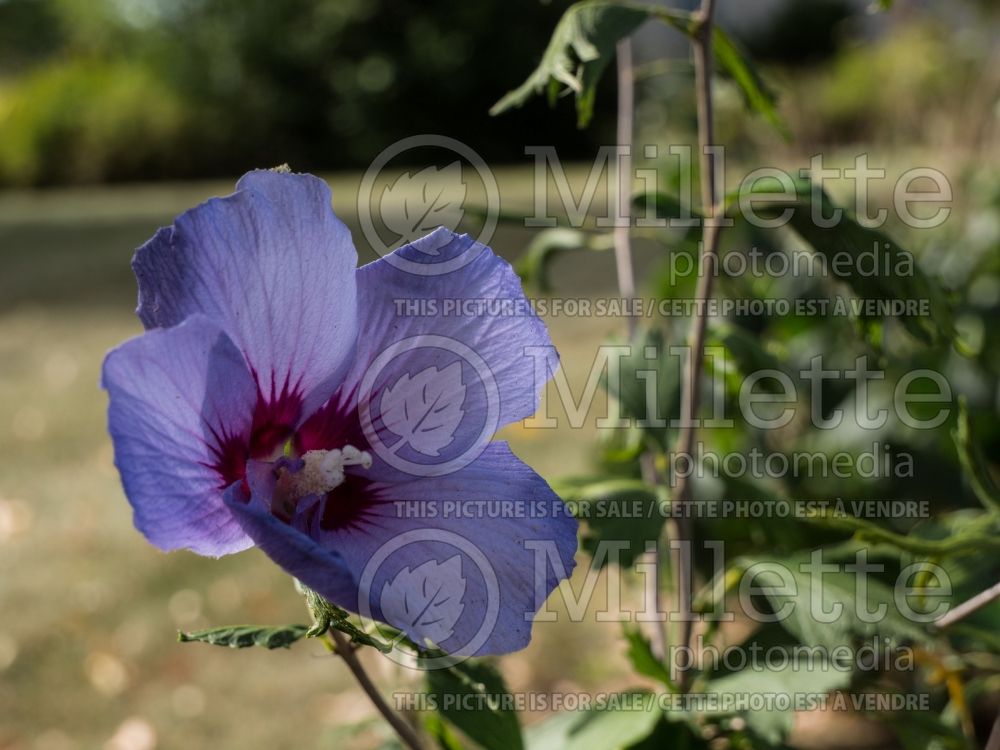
102;169;577;656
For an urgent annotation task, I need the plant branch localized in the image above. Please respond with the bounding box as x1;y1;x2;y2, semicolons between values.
328;628;426;750
614;38;638;337
669;0;722;691
933;580;1000;631
615;36;669;661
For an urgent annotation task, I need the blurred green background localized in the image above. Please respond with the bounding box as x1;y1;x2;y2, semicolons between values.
0;0;609;185
2;0;1000;748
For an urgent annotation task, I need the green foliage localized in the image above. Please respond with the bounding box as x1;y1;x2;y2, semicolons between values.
773;184;957;347
0;0;64;71
555;477;666;568
952;397;1000;515
506;15;998;729
297;584;396;652
493;0;787;136
641;177;962;347
905;511;1000;634
602;327;681;452
710;27;790;140
425;713;466;750
426;661;523;750
0;59;186;185
701;653;850;745
622;625;676;691
524;691;664;750
178;624;310;649
516;228;614;293
730;552;930;650
697;623;856;744
804;508;1000;557
707;321;789;393
0;0;600;185
176;596;416;654
491;1;651;127
786;23;963;146
631;190;703;239
636;179;959;358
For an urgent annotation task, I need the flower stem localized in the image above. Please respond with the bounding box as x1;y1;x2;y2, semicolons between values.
328;628;426;750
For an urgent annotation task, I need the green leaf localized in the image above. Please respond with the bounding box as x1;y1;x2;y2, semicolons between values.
711;27;790;140
596;424;647;466
707;321;788;394
953;396;1000;515
701;649;851;744
557;478;666;568
426;660;523;750
178;623;310;649
622;624;676;691
733;551;931;650
516;228;613;293
630;191;704;249
491;1;652;127
603;327;681;452
630;190;701;222
490;0;786;137
525;691;662;750
948;622;1000;653
693;624;846;747
751;180;957;348
425;712;466;750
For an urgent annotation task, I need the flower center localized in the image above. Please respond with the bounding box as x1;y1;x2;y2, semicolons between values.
286;445;373;497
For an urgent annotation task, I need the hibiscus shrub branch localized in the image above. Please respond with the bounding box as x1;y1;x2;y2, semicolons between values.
669;0;722;693
328;628;428;750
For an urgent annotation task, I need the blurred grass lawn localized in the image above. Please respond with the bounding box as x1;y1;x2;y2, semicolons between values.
0;171;645;750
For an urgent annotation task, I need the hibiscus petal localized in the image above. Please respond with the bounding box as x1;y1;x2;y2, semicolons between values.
221;461;363;608
316;228;556;480
217;443;576;656
102;314;258;556
133;170;358;423
321;442;578;656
